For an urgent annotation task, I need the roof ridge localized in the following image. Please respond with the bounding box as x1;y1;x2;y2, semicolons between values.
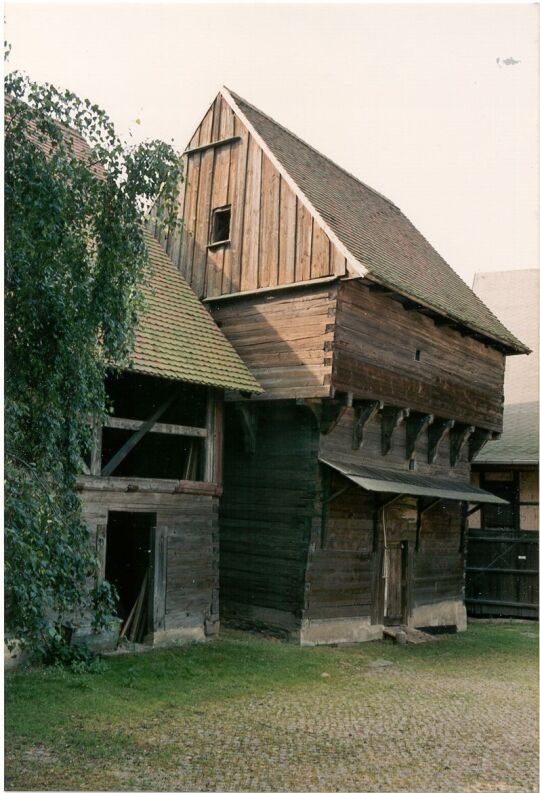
224;87;400;212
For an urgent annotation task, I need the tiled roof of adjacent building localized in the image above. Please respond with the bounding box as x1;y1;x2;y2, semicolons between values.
132;233;262;392
227;89;528;355
472;269;539;464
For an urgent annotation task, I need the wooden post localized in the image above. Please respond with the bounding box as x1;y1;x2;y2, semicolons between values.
149;523;167;635
95;523;107;583
204;389;216;483
90;419;102;476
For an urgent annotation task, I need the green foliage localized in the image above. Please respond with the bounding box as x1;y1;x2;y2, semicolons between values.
4;68;183;653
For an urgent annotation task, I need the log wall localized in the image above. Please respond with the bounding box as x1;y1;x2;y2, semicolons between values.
210;283;338;400
219;401;320;629
333;280;506;431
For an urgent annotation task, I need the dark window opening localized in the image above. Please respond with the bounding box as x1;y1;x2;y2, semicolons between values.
409;458;417;471
415;349;421;361
101;429;203;479
210;205;231;245
105;511;155;642
481;480;518;531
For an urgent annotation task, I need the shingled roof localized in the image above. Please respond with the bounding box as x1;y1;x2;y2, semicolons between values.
225;88;528;355
132;233;262;392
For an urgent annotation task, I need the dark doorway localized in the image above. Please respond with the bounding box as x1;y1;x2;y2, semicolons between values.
105;511;156;642
384;540;409;625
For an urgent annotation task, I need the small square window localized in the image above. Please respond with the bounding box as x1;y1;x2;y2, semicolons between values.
409;458;417;471
209;205;231;245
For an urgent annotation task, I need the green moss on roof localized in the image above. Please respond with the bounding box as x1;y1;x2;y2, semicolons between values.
131;233;262;393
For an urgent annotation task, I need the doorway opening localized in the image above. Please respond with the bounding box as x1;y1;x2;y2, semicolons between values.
105;511;156;643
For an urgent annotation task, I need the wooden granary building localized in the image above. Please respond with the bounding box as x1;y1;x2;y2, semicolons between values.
152;88;529;644
76;233;261;647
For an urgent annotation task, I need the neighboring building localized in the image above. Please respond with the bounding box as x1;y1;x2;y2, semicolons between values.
75;233;262;647
467;269;539;618
153;88;527;644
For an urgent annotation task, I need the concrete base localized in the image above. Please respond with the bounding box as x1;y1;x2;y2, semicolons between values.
409;599;468;632
71;619;122;654
300;617;383;646
4;640;29;670
146;625;206;647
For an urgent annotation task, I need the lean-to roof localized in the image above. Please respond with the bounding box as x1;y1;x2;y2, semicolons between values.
224;88;528;355
132;233;262;392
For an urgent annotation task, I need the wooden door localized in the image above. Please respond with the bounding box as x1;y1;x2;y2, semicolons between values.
385;540;409;625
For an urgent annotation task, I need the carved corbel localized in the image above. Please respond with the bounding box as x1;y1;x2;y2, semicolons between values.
428;418;455;464
406;412;434;460
381;407;410;455
352;400;383;450
468;428;493;462
450;424;474;467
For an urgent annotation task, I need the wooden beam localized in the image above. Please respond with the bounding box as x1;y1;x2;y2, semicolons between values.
428;418;455;464
235;402;257;456
450;423;474;467
406;412;434;459
183;135;241;157
381;407;410;455
101;389;181;476
352;400;382;450
103;416;207;438
468;428;492;462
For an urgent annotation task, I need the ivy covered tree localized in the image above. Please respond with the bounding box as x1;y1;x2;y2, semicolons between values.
4;68;183;655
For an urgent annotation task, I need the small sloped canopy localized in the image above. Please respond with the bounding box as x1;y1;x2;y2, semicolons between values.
225;88;528;355
321;457;508;504
130;233;263;393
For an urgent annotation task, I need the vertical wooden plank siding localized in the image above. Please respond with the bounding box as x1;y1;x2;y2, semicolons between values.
311;224;331;279
171;97;352;297
259;156;280;288
278;180;297;284
295;203;313;281
228;118;249;294
241;136;262;290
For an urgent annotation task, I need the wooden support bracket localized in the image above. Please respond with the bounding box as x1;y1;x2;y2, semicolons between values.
101;389;181;476
381;407;410;456
450;424;474;467
406;412;434;459
428;418;455;464
468;428;493;462
235;402;258;456
352;400;383;450
297;395;348;434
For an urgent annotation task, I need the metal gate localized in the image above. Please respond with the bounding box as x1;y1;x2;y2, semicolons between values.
465;530;539;619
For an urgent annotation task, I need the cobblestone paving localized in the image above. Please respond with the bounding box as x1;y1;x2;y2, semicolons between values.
121;663;537;793
7;628;538;792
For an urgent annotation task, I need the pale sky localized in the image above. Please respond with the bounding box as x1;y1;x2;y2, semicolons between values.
5;2;539;285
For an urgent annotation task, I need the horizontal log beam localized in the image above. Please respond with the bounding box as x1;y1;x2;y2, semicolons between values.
103;416;207;438
183;136;241;157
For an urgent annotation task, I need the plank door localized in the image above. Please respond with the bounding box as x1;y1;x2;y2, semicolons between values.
385;540;409;625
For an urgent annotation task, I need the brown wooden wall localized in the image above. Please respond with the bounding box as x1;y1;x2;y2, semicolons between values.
333;280;506;432
319;405;472;479
219;402;320;627
80;485;219;638
211;283;338;400
304;474;463;623
154;94;347;299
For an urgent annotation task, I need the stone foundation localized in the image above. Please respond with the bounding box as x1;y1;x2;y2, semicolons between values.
300;617;383;646
409;599;467;632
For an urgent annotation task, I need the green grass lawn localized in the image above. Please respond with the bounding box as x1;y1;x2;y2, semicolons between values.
5;622;538;792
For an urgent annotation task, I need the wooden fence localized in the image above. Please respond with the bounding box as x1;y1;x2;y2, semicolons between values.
465;530;539;619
